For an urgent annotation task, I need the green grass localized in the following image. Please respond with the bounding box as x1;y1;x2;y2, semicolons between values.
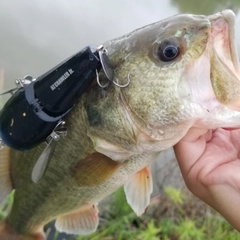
0;187;239;240
75;186;240;240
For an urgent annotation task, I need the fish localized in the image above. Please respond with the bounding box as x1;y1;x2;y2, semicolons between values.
1;9;240;240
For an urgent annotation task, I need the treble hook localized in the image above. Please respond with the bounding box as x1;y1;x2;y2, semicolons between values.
96;45;130;88
96;70;109;88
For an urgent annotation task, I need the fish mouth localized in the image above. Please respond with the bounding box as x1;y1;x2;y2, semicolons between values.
208;10;240;108
179;10;240;112
209;10;240;76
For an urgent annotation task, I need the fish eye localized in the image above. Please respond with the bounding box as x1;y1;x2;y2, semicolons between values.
157;40;180;62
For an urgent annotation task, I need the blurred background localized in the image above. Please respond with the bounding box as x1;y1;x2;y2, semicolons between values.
0;0;240;239
0;0;240;87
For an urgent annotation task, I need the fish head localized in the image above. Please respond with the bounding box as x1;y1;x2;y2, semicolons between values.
102;10;240;147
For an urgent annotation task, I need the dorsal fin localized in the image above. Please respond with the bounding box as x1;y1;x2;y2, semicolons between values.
0;147;13;204
55;203;99;235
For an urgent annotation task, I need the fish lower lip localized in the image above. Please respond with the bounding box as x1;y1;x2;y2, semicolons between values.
221;9;236;27
221;10;240;74
209;10;240;75
209;10;240;79
220;10;239;74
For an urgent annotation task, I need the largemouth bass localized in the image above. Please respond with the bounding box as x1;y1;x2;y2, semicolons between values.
1;9;240;239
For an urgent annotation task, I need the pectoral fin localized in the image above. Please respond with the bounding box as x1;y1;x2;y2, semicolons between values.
0;147;13;204
55;203;99;235
124;166;153;216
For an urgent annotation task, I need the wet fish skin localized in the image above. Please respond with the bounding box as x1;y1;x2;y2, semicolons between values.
1;9;240;239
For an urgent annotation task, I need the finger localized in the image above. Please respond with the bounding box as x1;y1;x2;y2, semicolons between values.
173;128;211;176
177;127;210;143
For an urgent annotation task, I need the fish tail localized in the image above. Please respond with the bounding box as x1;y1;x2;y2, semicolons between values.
0;221;45;240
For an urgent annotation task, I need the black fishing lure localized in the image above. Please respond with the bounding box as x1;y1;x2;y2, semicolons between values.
0;44;128;183
0;45;102;151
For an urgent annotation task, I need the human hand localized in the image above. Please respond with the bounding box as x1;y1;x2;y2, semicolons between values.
174;127;240;231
